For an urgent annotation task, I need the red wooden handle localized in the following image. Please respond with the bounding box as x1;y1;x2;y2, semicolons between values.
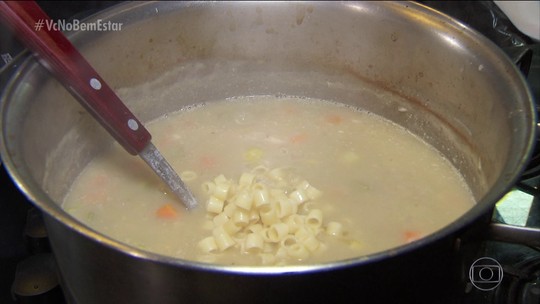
0;1;150;155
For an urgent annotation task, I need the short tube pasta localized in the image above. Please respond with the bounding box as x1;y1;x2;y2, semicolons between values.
196;167;348;265
251;165;269;175
259;204;279;226
289;189;309;204
212;226;236;251
296;180;322;200
249;209;260;224
213;213;229;226
287;243;310;260
238;172;255;189
326;221;344;237
276;198;295;218
285;214;304;233
306;209;323;230
213;182;230;201
281;235;297;248
206;196;224;214
268;167;287;181
233;190;253;210
244;233;264;253
197;236;218;253
301;234;320;252
214;174;228;184
305;186;323;200
266;223;289;242
295;227;314;242
246;223;263;234
223;203;237;217
232;210;250;227
223;220;242;235
201;181;215;196
252;183;270;208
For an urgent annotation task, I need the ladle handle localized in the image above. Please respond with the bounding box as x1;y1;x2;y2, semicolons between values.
0;1;150;155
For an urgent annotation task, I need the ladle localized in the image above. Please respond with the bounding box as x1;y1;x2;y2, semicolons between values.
0;1;198;210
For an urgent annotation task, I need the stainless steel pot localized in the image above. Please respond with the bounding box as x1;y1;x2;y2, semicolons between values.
0;2;536;303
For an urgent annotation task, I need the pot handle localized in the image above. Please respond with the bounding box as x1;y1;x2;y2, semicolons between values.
485;182;540;247
486;222;540;247
505;46;533;77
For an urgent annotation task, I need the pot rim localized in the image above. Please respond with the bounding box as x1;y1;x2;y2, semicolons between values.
0;1;537;274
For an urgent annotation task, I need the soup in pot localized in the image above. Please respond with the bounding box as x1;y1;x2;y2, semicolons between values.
63;95;475;266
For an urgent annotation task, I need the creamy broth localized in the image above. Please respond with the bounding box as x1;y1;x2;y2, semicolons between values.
63;96;475;265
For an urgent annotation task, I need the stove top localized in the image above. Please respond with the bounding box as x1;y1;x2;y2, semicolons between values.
1;1;539;304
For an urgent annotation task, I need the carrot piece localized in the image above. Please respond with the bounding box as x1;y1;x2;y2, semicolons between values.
404;230;422;243
89;173;108;188
325;114;343;125
289;133;308;144
156;203;179;219
282;104;300;115
200;156;217;169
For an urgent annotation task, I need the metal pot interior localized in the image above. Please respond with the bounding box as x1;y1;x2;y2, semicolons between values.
0;1;535;267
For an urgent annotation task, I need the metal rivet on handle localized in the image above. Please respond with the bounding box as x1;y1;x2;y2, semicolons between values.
128;119;139;131
89;78;102;90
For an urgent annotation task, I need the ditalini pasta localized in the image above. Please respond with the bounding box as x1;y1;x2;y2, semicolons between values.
197;167;349;265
